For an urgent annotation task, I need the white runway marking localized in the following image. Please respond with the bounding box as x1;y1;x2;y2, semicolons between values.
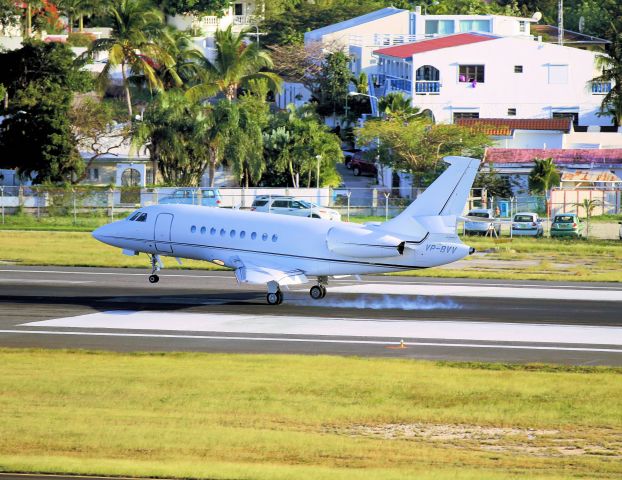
1;329;620;353
329;284;622;302
0;279;92;284
21;311;622;346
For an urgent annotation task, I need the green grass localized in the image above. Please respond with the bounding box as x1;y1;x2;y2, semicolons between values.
0;350;620;479
1;230;621;280
0;213;124;232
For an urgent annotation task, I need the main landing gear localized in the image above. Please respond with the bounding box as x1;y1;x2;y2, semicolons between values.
266;280;283;305
148;254;161;284
309;276;328;300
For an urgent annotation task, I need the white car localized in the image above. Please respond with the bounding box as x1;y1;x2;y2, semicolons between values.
251;196;341;221
511;212;544;237
464;208;500;235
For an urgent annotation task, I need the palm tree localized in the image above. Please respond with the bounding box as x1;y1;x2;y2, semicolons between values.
155;27;205;89
186;25;282;102
86;0;176;120
592;34;622;127
573;198;602;239
378;92;421;120
57;0;90;32
528;157;561;217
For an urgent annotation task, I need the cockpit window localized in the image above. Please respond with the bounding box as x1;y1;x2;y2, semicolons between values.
135;213;148;222
128;212;141;221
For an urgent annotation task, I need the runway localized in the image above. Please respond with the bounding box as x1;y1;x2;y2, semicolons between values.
0;266;621;365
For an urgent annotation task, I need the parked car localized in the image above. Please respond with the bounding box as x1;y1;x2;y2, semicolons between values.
464;208;500;235
251;195;341;221
349;154;378;177
511;212;543;237
550;213;584;238
343;149;362;169
159;188;222;207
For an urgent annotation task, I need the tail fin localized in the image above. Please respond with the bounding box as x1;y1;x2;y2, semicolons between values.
381;156;480;236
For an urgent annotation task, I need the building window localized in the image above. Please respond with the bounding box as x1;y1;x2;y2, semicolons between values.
548;65;569;84
234;3;243;15
507;108;517;116
459;20;491;33
425;20;455;35
553;112;579;126
453;112;480;121
459;65;485;83
514;65;523;73
89;168;99;181
519;21;526;33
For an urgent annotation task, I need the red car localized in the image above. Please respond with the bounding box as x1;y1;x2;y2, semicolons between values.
349;154;378;177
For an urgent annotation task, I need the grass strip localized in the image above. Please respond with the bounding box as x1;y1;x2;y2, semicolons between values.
2;230;621;281
0;350;621;479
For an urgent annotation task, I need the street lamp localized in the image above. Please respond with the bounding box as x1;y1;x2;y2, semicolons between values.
348;91;380;117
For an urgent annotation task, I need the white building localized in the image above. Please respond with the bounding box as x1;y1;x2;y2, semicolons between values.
373;32;611;126
167;1;260;59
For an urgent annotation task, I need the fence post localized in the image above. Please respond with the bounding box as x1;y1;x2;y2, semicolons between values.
384;192;391;221
72;189;77;225
0;186;4;224
108;188;114;222
346;190;351;222
372;188;378;216
18;186;24;210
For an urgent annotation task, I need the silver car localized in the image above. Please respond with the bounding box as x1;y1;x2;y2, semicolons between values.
464;208;500;235
511;212;544;237
251;196;341;221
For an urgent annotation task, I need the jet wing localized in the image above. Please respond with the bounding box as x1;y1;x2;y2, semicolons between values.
231;257;308;286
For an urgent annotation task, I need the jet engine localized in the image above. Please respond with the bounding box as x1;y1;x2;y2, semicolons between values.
326;226;404;258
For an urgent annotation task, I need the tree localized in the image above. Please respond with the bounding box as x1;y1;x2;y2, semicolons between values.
187;25;282;102
0;0;20;33
86;0;176;120
356;117;491;187
573;198;601;238
262;104;343;188
268;40;329;93
314;50;351;117
155;27;205;89
593;35;622;127
528;157;560;194
158;0;231;16
70;97;131;183
0;41;91;184
0;83;83;183
57;0;92;32
378;92;421;120
474;162;515;198
132;89;210;186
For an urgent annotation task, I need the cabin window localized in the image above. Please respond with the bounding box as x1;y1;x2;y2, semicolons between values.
230;230;236;238
200;226;206;234
220;228;226;237
251;232;257;240
272;234;278;242
210;227;216;235
190;225;197;233
262;233;268;241
240;231;246;239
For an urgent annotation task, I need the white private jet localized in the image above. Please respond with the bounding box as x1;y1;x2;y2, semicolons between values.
93;156;479;304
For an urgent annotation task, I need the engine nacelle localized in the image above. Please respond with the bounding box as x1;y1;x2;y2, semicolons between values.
326;226;404;258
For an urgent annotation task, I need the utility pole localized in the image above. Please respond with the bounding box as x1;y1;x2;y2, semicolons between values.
558;0;564;46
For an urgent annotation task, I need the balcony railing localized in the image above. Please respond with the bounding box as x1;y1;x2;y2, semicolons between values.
415;81;441;94
349;33;424;47
199;16;219;26
591;82;612;94
387;78;412;93
233;15;255;25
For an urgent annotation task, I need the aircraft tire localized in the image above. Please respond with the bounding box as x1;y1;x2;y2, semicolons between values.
310;285;323;300
149;274;159;284
267;291;282;305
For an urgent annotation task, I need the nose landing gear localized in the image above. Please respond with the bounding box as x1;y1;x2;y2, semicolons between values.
148;254;162;284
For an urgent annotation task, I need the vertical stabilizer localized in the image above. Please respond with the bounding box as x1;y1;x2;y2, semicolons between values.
381;156;480;235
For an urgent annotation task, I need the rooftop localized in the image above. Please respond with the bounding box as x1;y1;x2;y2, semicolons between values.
374;32;499;59
305;7;407;38
531;25;610;46
485;148;622;165
456;118;573;135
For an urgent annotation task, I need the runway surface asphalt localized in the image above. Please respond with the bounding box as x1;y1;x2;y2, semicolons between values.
0;265;621;365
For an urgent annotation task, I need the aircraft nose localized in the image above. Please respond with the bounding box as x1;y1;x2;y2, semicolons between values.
92;224;112;243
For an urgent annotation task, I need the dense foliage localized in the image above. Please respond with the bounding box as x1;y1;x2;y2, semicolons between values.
157;0;231;16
